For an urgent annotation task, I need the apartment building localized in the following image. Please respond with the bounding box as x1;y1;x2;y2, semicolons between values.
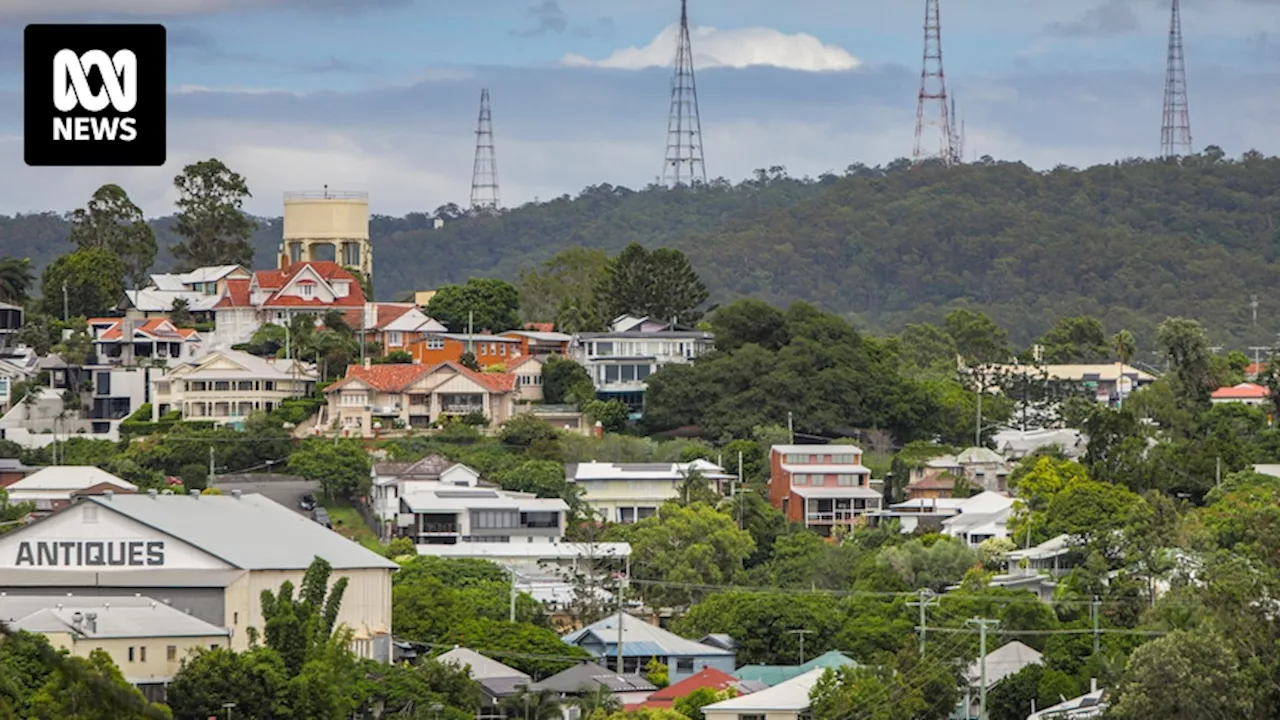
565;459;732;524
391;470;568;547
768;444;880;535
569;315;714;416
151;350;318;427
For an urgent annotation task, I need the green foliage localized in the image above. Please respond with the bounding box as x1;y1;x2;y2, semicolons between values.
498;414;563;447
26;648;172;719
583;399;629;432
672;686;736;720
809;648;959;720
1037;315;1109;363
0;257;34;304
177;462;209;491
169;158;257;270
66;183;157;289
287;438;372;499
40;247;126;318
518;246;610;330
1110;630;1255;719
426;278;520;333
541;354;595;405
594;243;709;324
876;537;977;592
643;657;668;689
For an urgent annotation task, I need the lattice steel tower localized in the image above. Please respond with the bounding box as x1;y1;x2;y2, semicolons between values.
662;0;706;186
1160;0;1192;158
913;0;955;165
470;88;500;210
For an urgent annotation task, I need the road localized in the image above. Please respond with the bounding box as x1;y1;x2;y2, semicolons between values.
210;476;320;516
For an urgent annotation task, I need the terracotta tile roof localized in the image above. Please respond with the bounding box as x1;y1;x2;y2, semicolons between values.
376;303;415;328
909;477;957;490
264;294;364;307
1211;382;1271;400
462;365;517;393
640;667;742;708
254;269;287;289
1246;362;1267;377
524;322;555;332
213;278;251;308
96;317;194;342
506;355;540;371
325;361;516;395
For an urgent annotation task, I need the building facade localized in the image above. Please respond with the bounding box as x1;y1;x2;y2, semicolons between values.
568;315;714;417
323;361;518;436
566;460;732;524
768;444;881;535
151;349;318;427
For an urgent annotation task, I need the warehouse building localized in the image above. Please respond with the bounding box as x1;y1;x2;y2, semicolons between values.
0;490;398;661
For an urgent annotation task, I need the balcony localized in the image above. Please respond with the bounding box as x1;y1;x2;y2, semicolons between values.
418;522;459;535
806;510;858;523
368;404;401;416
441;404;484;414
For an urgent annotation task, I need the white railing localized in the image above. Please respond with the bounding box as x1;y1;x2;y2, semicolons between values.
284;190;367;201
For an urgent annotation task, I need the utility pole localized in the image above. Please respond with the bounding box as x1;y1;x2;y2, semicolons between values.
787;412;794;443
508;566;517;622
966;618;1000;720
1216;456;1222;487
786;629;813;664
467;311;474;355
208;446;216;488
615;585;625;674
907;588;939;655
736;450;744;529
1251;295;1260;327
1090;596;1101;654
974;370;983;447
61;283;69;322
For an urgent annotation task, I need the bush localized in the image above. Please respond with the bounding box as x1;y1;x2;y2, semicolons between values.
179;463;209;490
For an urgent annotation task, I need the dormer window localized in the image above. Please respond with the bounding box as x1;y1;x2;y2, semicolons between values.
333;281;350;297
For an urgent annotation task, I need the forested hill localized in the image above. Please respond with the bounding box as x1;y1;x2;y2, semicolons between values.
4;149;1280;346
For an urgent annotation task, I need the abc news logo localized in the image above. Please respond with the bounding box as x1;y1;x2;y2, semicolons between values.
25;24;166;167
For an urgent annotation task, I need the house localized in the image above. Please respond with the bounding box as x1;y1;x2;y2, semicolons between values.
985;363;1155;405
407;333;525;368
0;301;23;349
323;361;518;436
370;455;480;536
150;349;318;427
211;261;367;347
509;355;547;401
395;473;568;548
568;315;714;417
0;457;39;488
908;447;1011;495
512;405;592;436
0;345;39;412
960;641;1043;718
701;666;826;720
0;594;231;704
355;302;447;355
940;491;1014;548
120;265;252;320
562;612;736;683
866;497;967;534
0;361;153;445
767;444;881;536
993;428;1087;462
733;650;859;687
87;317;204;368
1026;683;1108;719
637;666;765;710
435;646;530;719
565;459;733;524
3;466;137;516
529;661;656;709
1211;382;1271;406
502;329;572;358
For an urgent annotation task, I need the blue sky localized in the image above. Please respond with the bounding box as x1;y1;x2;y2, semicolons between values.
0;0;1277;217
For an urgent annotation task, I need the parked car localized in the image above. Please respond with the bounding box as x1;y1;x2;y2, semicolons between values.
312;507;331;529
298;493;317;511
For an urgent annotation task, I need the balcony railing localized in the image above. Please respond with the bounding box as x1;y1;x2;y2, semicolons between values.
418;522;459;534
806;510;860;523
442;404;484;414
368;404;401;415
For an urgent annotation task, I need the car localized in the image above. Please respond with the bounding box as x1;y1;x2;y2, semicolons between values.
312;507;331;529
298;493;317;511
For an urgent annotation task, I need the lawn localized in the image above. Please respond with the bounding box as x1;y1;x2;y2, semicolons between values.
319;496;383;552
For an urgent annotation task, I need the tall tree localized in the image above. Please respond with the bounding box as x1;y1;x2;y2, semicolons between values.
594;243;709;324
1156;316;1216;407
944;308;1012;365
0;257;34;304
426;278;521;333
518;247;610;329
1113;329;1137;366
1038;315;1108;363
259;556;351;676
170;158;258;270
40;248;127;319
66;184;157;289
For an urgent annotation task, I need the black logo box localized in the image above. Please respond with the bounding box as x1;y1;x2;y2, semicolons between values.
24;24;167;167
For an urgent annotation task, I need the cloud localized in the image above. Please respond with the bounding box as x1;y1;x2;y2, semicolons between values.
1043;0;1141;38
513;0;569;37
561;25;861;72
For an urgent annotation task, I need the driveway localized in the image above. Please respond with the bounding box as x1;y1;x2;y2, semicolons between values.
210;475;320;516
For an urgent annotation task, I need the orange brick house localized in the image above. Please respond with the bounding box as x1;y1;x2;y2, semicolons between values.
501;329;572;358
407;333;524;368
767;444;881;536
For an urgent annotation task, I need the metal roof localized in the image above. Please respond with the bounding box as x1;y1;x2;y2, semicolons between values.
530;662;656;694
732;650;858;687
0;595;230;639
64;494;399;571
436;646;531;682
563;612;734;658
704;667;827;713
7;466;136;492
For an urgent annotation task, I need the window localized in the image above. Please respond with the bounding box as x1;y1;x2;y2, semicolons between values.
233;612;239;625
837;474;858;486
595;342;614;356
264;381;275;391
300;284;313;297
498;343;506;356
618;507;635;523
128;647;135;662
96;371;111;396
82;504;98;523
636;507;657;520
387;331;403;347
472;510;518;529
341;392;368;406
409;394;429;406
676;657;694;673
833;454;856;464
792;474;807;485
140;646;146;662
166;646;177;661
739;715;766;720
427;337;445;350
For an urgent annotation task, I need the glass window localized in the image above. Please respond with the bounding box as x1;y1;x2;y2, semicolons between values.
605;366;620;383
596;342;613;356
427;337;444;350
793;474;807;485
167;646;176;661
837;474;857;486
676;658;694;672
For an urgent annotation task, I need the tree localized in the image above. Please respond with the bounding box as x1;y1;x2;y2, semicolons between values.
594;243;709;324
944;308;1012;365
165;646;291;720
518;247;610;329
0;257;34;304
501;686;562;720
1109;630;1255;719
66;184;157;289
497;414;563;448
809;648;958;720
426;278;521;333
259;556;351;675
170;158;257;270
673;686;736;720
40;247;127;319
542;354;595;405
1156;316;1215;408
583;399;629;433
575;684;623;717
709;300;789;353
168;297;194;328
1038;316;1108;363
287;438;372;499
1112;329;1136;366
26;648;171;719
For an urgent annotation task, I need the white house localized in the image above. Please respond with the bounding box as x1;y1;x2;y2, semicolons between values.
151;349;318;427
4;466;137;516
121;265;252;319
568;315;714;418
701;666;826;720
941;491;1014;547
565;459;732;524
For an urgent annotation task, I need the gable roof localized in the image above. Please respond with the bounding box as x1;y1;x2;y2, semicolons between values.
703;667;826;713
965;641;1043;689
1212;382;1271;400
4;494;399;571
640;666;763;708
214;262;365;311
435;646;531;682
732;650;858;687
325;361;516;394
94;317;200;343
530;661;656;694
562;612;734;659
8;466;136;492
172;349;317;382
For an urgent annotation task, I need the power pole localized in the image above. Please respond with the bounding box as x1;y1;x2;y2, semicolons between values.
787;411;794;443
208;446;216;488
1251;295;1260;327
966;618;1000;719
913;0;955;165
907;588;939;655
615;589;625;673
787;629;813;664
1160;0;1192;158
1090;596;1101;654
470;88;500;211
508;566;517;622
736;450;744;529
662;0;706;187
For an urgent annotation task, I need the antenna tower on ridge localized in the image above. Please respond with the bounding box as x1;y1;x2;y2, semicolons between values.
662;0;706;187
913;0;955;166
1160;0;1192;158
470;88;500;211
950;95;965;164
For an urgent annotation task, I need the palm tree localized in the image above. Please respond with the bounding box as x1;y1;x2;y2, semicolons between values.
0;257;34;304
501;686;562;720
1113;330;1137;367
574;684;621;718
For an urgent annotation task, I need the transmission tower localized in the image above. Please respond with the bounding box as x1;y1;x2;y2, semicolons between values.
662;0;706;187
913;0;955;166
470;88;500;211
1160;0;1192;158
949;94;965;164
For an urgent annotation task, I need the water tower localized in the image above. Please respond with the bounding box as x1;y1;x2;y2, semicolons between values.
278;187;372;281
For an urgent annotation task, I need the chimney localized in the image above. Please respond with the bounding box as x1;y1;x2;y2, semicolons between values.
231;489;242;499
102;490;113;500
189;489;200;498
363;357;372;369
85;612;97;633
1090;678;1098;693
594;421;604;439
147;489;157;499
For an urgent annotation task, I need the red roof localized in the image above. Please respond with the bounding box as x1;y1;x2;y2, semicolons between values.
376;303;415;328
325;361;516;394
214;278;251;308
96;317;197;342
1211;382;1271;400
1247;362;1267;377
213;262;365;311
638;667;743;709
524;322;555;332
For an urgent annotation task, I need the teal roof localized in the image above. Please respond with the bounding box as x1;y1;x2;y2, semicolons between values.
733;650;858;687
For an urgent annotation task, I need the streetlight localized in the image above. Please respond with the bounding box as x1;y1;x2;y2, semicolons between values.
222;702;235;720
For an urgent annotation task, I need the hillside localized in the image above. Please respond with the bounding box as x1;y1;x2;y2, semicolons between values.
3;149;1280;346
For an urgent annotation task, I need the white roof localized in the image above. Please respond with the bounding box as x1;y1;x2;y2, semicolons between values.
416;541;631;560
436;646;530;681
1007;534;1075;561
704;667;826;713
569;460;732;482
125;288;223;313
771;444;864;455
28;494;400;571
563;611;735;658
400;487;568;513
174;349;317;382
382;307;447;333
891;498;968;511
781;463;870;475
954;447;1007;465
965;641;1043;688
8;466;135;492
993;428;1086;458
0;595;230;639
789;486;882;500
957;491;1015;514
507;330;572;342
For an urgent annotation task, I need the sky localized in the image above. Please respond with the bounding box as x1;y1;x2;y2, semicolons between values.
0;0;1278;218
